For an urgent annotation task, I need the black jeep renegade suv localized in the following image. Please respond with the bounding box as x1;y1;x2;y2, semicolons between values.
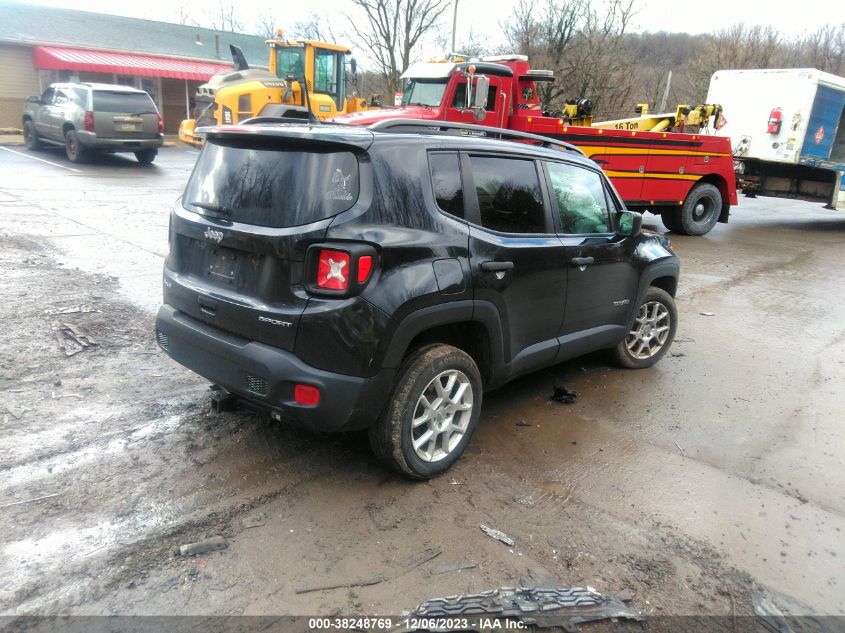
155;120;679;479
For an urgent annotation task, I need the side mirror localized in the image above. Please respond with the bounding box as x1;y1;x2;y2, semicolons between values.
27;96;40;104
617;210;642;236
471;75;489;109
350;57;357;76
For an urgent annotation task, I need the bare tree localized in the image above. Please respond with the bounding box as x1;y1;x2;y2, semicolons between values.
254;13;278;40
290;13;338;42
801;24;845;75
207;2;243;32
502;0;637;116
346;0;451;95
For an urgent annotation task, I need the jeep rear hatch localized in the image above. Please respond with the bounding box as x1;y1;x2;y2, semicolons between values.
167;131;369;352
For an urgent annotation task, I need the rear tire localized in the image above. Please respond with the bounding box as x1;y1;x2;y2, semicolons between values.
135;149;157;164
23;120;42;150
369;344;482;480
660;208;683;233
64;130;86;163
613;286;677;369
677;183;721;236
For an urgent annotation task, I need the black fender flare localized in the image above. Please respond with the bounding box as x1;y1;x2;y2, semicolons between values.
380;300;505;383
628;259;680;324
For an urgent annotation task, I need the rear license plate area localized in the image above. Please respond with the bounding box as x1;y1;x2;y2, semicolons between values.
118;123;140;132
198;243;260;291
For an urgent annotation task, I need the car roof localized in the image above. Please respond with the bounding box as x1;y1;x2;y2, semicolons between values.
205;121;599;169
52;82;148;94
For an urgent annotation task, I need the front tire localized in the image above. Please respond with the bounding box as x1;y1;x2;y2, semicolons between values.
677;183;722;236
613;287;677;369
23;120;42;150
135;149;157;164
369;344;482;480
64;130;86;163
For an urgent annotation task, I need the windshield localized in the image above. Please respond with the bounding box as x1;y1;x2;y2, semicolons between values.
93;91;156;113
401;79;448;107
183;141;359;229
277;46;306;78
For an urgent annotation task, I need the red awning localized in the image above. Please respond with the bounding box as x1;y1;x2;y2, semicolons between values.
33;46;230;81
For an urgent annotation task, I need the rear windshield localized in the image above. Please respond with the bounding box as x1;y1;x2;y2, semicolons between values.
92;91;156;113
182;141;360;228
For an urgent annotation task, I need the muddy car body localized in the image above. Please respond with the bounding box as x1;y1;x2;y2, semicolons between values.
156;120;680;478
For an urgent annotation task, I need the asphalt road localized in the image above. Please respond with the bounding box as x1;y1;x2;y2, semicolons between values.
1;143;843;617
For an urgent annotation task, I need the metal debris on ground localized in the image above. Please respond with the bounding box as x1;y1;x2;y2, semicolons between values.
295;575;384;594
296;548;441;594
405;586;640;631
516;419;533;427
397;547;442;574
55;323;98;356
431;561;477;575
551;386;580;404
44;305;100;315
480;524;514;546
178;535;227;557
700;311;715;316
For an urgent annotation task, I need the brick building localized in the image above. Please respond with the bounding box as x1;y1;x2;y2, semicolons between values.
0;1;268;132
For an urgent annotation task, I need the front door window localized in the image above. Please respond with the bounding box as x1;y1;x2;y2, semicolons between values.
314;49;343;109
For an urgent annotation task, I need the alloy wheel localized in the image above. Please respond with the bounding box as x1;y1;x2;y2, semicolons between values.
625;300;671;360
411;369;474;462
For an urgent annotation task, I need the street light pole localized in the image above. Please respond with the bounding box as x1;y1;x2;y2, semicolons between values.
451;0;459;53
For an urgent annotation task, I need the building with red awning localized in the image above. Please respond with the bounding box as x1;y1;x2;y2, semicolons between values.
0;1;268;132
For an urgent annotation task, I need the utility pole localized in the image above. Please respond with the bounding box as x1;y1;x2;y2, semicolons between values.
658;70;672;113
450;0;459;53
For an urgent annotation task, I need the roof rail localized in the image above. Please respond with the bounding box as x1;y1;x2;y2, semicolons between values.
240;115;311;125
367;119;585;156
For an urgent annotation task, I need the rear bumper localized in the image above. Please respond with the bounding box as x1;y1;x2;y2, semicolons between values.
155;304;394;432
78;131;163;150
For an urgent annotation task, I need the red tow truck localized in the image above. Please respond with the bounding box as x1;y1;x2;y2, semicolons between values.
335;55;737;236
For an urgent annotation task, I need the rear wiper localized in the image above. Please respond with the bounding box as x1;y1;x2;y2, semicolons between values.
190;201;232;216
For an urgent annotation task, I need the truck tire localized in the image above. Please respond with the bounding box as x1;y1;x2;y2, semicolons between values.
64;130;86;163
660;208;682;233
23;120;42;150
677;183;721;236
369;344;482;480
135;149;157;164
613;286;677;369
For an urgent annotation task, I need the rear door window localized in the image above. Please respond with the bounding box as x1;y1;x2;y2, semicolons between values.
468;155;546;233
92;91;157;113
428;152;464;218
546;161;611;234
183;141;359;228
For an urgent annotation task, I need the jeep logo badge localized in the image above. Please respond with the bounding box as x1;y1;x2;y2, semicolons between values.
204;228;223;243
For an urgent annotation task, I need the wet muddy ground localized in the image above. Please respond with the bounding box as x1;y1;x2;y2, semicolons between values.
0;144;843;620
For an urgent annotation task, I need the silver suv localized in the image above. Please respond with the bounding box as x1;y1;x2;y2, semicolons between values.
22;83;164;164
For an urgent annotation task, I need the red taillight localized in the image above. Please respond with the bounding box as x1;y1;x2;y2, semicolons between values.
157;114;164;134
357;255;373;283
84;111;94;132
316;249;350;291
294;384;320;406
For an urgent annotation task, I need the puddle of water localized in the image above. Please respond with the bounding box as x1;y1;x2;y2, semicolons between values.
0;414;184;491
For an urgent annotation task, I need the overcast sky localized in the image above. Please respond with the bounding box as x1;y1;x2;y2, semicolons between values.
21;0;845;67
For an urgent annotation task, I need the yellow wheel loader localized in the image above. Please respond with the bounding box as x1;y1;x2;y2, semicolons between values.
179;36;378;147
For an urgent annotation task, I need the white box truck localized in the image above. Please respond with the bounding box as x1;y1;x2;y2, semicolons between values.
706;68;845;209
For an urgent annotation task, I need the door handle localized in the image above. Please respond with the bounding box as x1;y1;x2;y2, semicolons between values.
570;257;595;266
480;261;514;272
